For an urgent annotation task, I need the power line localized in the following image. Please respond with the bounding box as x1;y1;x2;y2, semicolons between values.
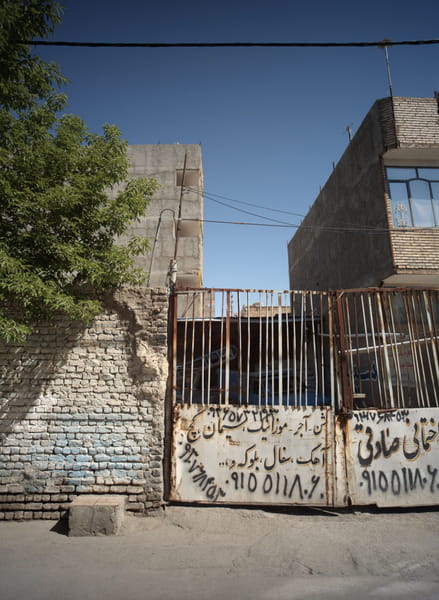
181;217;421;234
184;186;306;218
16;38;439;48
185;187;394;232
202;193;295;226
184;218;295;227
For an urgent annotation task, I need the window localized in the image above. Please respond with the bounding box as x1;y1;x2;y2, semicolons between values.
386;167;439;227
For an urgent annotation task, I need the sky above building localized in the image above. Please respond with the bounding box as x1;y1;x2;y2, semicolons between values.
37;0;439;291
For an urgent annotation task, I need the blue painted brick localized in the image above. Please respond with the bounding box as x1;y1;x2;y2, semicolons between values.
75;455;90;463
95;454;110;462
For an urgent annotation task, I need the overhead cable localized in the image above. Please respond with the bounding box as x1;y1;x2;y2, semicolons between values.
180;218;430;234
15;38;439;48
200;192;295;226
185;187;393;232
184;186;306;218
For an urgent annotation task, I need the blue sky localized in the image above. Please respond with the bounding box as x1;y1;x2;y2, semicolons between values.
38;0;439;290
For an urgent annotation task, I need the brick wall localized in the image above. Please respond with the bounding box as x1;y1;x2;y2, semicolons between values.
385;98;439;276
390;228;439;272
0;288;169;520
392;97;439;147
379;97;397;149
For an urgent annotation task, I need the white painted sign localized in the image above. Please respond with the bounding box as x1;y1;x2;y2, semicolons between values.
348;408;439;507
172;406;334;505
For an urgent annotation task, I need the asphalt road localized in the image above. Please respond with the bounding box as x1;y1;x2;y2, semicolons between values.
1;505;438;600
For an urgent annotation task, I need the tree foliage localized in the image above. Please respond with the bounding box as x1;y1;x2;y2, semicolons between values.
0;1;159;342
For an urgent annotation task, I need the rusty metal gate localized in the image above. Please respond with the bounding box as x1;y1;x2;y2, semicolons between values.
168;288;439;508
336;289;439;507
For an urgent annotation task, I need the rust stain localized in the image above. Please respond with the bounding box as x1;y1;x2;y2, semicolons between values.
338;412;352;506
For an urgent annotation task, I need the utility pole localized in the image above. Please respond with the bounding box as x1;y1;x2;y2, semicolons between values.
379;39;394;97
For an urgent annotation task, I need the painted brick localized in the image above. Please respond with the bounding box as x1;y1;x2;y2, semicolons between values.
0;288;169;519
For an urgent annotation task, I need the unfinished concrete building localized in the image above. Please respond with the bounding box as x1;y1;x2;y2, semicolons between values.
117;144;203;289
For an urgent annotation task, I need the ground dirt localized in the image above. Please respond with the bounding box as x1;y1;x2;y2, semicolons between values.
1;505;438;599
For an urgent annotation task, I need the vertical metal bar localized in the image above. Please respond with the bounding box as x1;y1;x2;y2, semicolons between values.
265;292;269;406
181;294;189;405
304;293;309;405
411;291;428;407
200;291;205;405
393;291;414;407
298;293;305;406
327;294;336;410
237;292;242;405
225;291;231;405
360;293;376;408
246;291;251;405
270;291;275;405
310;292;318;406
405;291;425;407
387;292;403;408
189;292;196;406
278;292;283;405
292;291;298;407
285;291;291;406
319;293;325;407
207;290;213;405
414;291;434;407
424;290;439;407
335;292;353;415
258;291;263;407
171;291;178;407
352;294;361;402
358;294;369;403
343;294;356;404
376;292;395;408
367;293;385;409
219;292;225;404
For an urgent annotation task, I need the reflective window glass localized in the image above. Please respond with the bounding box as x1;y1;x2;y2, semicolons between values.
386;167;417;180
410;180;434;225
411;198;435;226
417;168;439;180
389;182;412;227
386;167;439;227
409;179;430;201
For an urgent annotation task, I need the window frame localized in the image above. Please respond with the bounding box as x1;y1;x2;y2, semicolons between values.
386;166;439;228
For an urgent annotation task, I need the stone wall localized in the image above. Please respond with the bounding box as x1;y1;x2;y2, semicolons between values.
0;288;169;520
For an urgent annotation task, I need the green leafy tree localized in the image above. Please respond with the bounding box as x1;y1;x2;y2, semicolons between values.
0;1;159;342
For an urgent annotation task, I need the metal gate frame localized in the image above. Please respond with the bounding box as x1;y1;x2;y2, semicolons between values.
167;288;439;508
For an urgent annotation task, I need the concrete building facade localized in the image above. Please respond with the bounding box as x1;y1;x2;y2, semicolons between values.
117;144;203;289
288;96;439;290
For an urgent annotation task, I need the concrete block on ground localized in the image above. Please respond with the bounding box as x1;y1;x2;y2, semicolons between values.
68;495;126;536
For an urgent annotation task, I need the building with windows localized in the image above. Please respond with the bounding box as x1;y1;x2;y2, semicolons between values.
288;96;439;290
114;144;204;289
